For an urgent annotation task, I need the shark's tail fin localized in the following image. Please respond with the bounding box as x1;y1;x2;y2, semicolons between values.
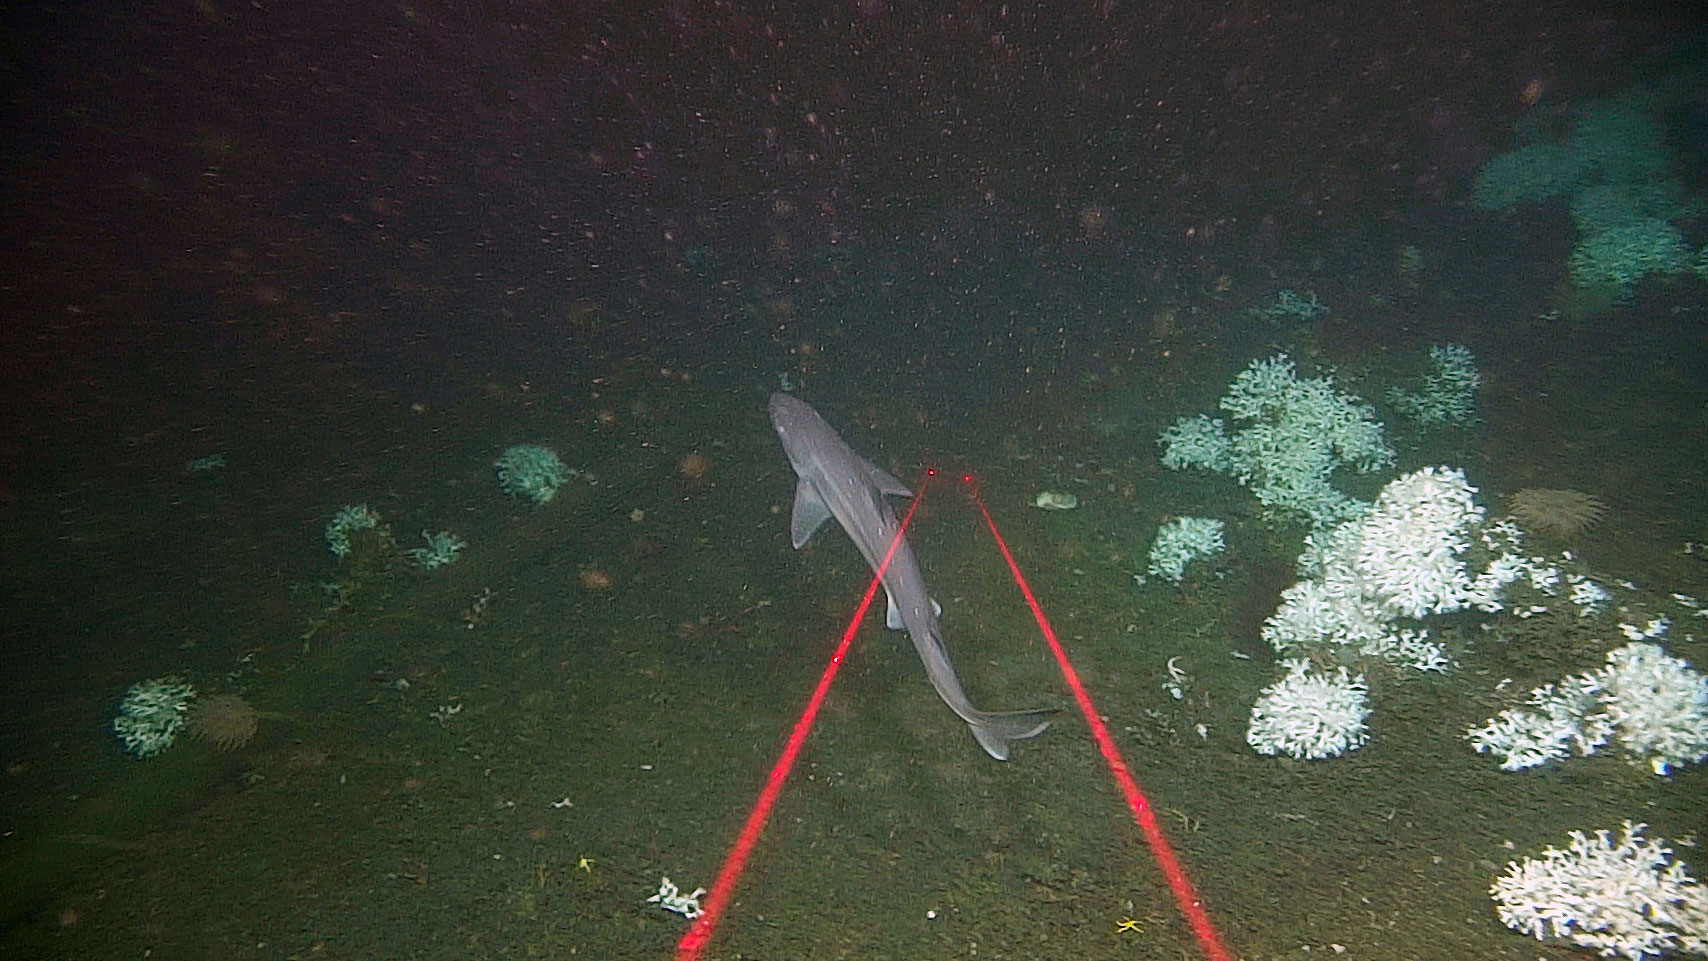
967;707;1059;761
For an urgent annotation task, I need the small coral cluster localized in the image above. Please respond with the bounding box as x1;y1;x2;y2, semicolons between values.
320;442;586;574
324;505;462;570
1468;639;1708;776
114;680;263;757
112;677;196;758
324;503;383;558
1245;659;1371;760
1143;516;1225;584
1246;288;1327;324
405;530;466;569
1386;343;1480;427
1490;822;1708;960
495;443;579;504
1158;414;1232;473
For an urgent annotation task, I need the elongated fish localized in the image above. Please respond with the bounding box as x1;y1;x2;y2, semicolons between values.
769;393;1056;759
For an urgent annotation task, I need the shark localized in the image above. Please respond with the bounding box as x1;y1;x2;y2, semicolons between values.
768;392;1056;760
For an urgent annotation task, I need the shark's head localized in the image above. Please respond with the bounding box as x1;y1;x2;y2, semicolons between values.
768;391;814;434
769;392;824;475
769;392;832;457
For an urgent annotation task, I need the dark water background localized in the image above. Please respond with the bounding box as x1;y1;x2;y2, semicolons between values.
2;2;1705;958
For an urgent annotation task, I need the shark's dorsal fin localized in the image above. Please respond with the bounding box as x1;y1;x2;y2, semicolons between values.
789;478;835;548
861;459;912;499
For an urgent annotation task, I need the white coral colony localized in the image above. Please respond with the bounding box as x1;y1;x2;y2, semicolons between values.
1245;659;1371;760
1491;822;1708;960
1468;641;1708;776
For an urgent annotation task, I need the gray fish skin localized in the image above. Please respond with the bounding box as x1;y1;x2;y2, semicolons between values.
769;392;1056;760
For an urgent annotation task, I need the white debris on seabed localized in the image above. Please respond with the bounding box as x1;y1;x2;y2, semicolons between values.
1032;490;1079;510
646;876;706;919
1490;822;1708;960
1620;616;1672;641
1163;656;1189;700
1246;659;1371;760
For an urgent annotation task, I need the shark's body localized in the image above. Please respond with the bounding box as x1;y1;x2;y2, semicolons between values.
769;392;1055;760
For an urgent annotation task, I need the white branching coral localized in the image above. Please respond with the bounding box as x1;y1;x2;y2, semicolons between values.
1388;343;1481;427
1258;467;1523;673
1159;354;1392;529
1246;659;1371;760
1352;466;1488;620
1491;822;1708;960
1467;676;1610;771
1157;414;1232;473
1597;642;1708;776
1469;641;1708;776
1144;516;1226;584
1260;466;1566;676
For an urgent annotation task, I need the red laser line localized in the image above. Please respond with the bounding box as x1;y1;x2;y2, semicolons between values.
675;473;933;961
964;478;1235;961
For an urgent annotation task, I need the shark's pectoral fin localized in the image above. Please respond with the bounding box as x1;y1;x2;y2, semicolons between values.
789;479;835;548
860;459;913;500
885;594;943;630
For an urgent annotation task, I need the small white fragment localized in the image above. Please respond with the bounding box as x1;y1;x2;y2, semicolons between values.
646;876;706;919
1033;490;1079;510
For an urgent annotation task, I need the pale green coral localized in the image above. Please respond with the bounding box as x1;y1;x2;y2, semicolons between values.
405;530;466;569
113;676;195;758
1568;180;1695;236
495;444;569;504
1144;516;1226;585
1471;144;1586;210
1388;344;1480;427
1158;414;1232;473
325;504;381;558
1568;220;1691;296
1158;354;1392;529
1566;94;1672;185
1473;90;1700;302
1247;289;1327;323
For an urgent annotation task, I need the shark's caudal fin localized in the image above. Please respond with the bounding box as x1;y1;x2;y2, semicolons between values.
966;708;1059;761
